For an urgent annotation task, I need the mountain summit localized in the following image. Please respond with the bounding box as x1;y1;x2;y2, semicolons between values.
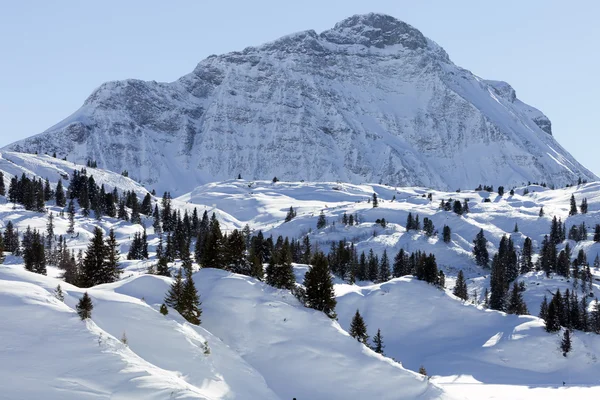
6;13;595;194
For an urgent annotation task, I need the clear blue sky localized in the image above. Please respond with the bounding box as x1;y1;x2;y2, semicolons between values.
1;1;598;174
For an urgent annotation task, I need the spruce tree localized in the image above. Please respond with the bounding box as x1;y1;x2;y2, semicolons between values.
76;292;93;320
545;293;562;333
507;281;528;315
303;252;337;318
472;229;489;266
569;194;578;216
349;309;369;344
316;211;327;229
54;284;64;302
104;228;121;282
520;237;533;273
160;303;168;315
67;199;76;234
378;250;391;283
80;227;107;287
164;269;185;312
539;206;544;217
0;171;4;196
55;179;66;207
372;193;378;208
442;225;452;243
453;270;468;301
539;295;549;321
180;268;202;325
561;329;572;357
371;328;385;355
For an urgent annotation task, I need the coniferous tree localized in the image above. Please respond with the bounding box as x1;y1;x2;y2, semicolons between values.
160;303;168;315
452;200;463;215
569;194;578;216
442;225;451;243
23;228;46;275
539;295;549;321
76;292;93;320
284;206;296;222
316;211;327;229
561;329;572;357
104;228;121;280
371;328;385;355
180;267;202;325
472;229;489;266
54;284;64;302
453;270;468;301
507;282;528;315
80;227;110;287
265;239;295;289
55;179;66;207
372;193;378;208
0;235;4;264
580;198;588;214
392;248;408;277
201;214;224;269
520;237;534;273
225;229;250;274
378;250;391;283
140;193;153;216
0;171;4;196
590;298;600;334
539;206;545;217
3;221;18;253
349;309;369;344
303;252;337;318
164;269;184;312
545;291;562;333
67;199;76;234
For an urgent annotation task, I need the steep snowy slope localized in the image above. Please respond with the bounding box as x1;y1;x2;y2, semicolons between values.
0;265;449;400
5;13;595;195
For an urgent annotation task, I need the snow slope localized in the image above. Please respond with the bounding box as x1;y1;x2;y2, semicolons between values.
5;13;596;195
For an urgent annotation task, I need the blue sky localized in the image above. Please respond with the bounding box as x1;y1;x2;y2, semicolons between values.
1;0;598;174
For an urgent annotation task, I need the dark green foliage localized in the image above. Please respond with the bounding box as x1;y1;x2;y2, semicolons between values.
303;252;337;318
3;221;19;253
545;291;562;333
519;237;534;273
569;194;578;216
76;292;93;320
594;225;600;242
224;229;250;274
489;236;517;311
0;234;4;264
507;282;528;315
539;206;544;217
0;171;4;196
452;200;463;215
140;193;153;216
561;329;572;357
423;218;434;237
127;230;149;260
371;328;385;355
416;253;438;285
23;227;46;275
580;198;588;214
349;309;369;344
164;269;184;310
284;206;297;222
442;225;451;243
539;295;549;321
472;229;489;267
316;211;327;229
453;270;468;301
497;186;505;196
55;179;66;207
7;174;46;212
392;249;410;277
378;250;391;283
265;239;295;290
160;303;168;315
80;227;120;287
372;193;378;208
180;268;202;325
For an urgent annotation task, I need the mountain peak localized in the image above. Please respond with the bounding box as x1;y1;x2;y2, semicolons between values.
321;13;428;50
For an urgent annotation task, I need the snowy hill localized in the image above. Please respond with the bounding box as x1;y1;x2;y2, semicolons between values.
3;155;600;398
4;13;596;195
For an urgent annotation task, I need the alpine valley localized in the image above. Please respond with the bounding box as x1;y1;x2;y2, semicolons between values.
2;13;600;400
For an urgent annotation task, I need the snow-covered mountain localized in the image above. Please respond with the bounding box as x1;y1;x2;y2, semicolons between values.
4;13;596;195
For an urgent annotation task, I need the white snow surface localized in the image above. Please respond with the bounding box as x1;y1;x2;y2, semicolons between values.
3;155;600;398
4;13;596;195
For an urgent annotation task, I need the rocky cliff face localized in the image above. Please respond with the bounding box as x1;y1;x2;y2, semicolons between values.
6;13;595;194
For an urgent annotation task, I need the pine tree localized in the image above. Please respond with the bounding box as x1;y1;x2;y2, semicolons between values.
140;193;153;216
304;252;337;318
569;194;578;216
371;328;385;355
539;295;549;321
539;206;544;217
561;329;572;357
316;211;327;229
160;303;168;315
442;225;451;243
507;282;528;315
104;228;121;282
453;270;468;301
180;268;202;325
349;309;369;344
0;171;4;196
591;298;600;334
580;198;588;214
67;199;76;234
265;239;295;290
54;284;64;302
284;206;296;222
372;193;378;208
472;229;489;266
164;269;184;312
76;292;93;320
378;250;391;283
55;179;66;207
80;227;107;287
520;237;534;273
545;292;562;333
